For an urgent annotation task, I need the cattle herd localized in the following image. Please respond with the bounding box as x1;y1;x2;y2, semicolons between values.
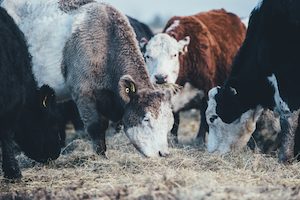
0;0;299;180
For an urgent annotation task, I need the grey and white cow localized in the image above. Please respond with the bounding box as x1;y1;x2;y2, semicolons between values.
2;0;174;157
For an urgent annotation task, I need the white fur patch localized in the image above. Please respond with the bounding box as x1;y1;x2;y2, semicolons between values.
144;33;185;84
165;20;180;33
2;0;74;101
206;87;263;153
268;74;290;114
125;102;173;157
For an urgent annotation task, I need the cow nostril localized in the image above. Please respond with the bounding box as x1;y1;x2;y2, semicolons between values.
209;115;218;123
155;74;168;84
159;151;170;157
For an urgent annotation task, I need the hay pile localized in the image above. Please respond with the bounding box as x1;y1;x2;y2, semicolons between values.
0;111;300;200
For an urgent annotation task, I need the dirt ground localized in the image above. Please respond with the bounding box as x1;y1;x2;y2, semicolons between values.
1;110;300;200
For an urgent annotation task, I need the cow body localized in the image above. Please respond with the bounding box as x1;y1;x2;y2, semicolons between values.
0;7;61;179
206;0;300;162
2;0;174;158
143;9;246;141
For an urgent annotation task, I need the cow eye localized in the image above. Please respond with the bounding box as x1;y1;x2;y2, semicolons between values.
145;55;150;59
143;117;150;122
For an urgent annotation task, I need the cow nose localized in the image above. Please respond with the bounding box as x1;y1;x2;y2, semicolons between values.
159;151;170;157
155;74;168;84
209;115;218;123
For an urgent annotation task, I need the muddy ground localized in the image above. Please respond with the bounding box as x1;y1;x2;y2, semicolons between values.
0;110;300;200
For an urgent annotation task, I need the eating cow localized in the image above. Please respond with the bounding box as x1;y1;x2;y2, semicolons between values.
142;9;246;142
2;0;174;158
0;7;62;179
206;0;300;163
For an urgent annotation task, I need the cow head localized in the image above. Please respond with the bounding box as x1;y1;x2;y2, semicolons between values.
206;87;263;153
142;33;190;84
119;75;174;157
15;85;62;163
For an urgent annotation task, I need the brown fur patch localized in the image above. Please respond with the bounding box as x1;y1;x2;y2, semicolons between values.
163;9;246;93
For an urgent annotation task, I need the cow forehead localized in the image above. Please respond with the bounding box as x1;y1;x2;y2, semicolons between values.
146;33;180;56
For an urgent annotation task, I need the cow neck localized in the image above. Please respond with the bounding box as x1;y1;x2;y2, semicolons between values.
223;10;274;111
107;9;154;93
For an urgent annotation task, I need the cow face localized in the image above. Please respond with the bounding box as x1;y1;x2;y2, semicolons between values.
119;75;174;157
206;87;263;153
16;85;62;163
143;33;190;84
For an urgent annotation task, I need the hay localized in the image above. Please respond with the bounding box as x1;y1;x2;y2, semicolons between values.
1;111;300;200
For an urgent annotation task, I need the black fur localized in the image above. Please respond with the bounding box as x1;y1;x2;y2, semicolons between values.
57;100;84;147
127;16;153;42
0;8;61;179
214;0;300;162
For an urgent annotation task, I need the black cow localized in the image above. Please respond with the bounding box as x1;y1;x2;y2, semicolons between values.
205;0;300;163
0;7;61;179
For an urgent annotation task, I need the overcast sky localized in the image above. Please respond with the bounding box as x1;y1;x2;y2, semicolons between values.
102;0;261;23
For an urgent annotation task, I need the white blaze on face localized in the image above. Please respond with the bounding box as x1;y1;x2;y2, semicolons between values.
144;33;190;84
125;102;174;157
206;87;263;154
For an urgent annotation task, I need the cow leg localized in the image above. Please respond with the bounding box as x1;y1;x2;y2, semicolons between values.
278;112;299;163
87;115;109;156
72;92;109;156
294;118;300;160
196;97;208;143
170;112;180;143
1;131;21;179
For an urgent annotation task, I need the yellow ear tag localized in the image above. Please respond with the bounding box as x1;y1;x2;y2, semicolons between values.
42;96;48;108
130;83;136;93
125;88;130;93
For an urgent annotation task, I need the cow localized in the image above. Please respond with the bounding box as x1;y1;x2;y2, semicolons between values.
59;0;154;145
206;0;300;163
0;7;62;179
2;0;174;158
142;9;246;142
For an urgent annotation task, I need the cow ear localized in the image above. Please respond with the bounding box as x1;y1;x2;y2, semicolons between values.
139;37;148;49
178;36;190;54
119;75;138;104
39;85;56;109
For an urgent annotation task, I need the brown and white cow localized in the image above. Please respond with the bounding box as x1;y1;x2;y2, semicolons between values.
142;9;246;142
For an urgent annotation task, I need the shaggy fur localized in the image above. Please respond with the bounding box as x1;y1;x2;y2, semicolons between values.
58;0;153;46
0;7;61;179
62;3;173;157
3;0;174;157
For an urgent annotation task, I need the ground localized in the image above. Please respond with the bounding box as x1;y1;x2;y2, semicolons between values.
0;111;300;200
